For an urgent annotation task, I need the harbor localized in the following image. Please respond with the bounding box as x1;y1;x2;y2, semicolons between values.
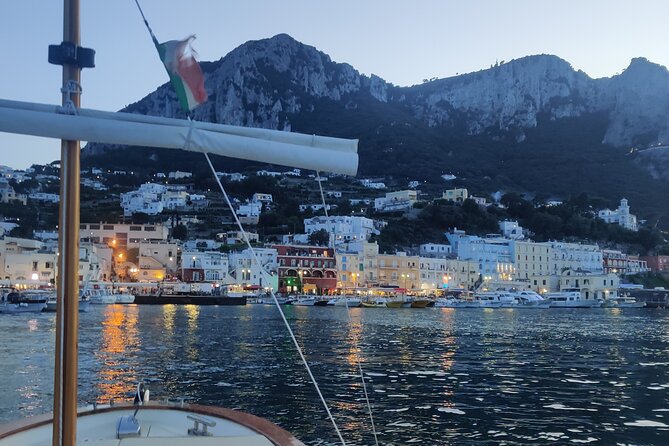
0;305;667;445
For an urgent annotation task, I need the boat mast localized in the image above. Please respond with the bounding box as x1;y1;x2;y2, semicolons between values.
53;0;82;444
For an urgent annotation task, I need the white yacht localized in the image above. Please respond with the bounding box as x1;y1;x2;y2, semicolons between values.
543;289;602;308
327;296;362;307
512;290;551;308
293;296;316;306
471;292;503;308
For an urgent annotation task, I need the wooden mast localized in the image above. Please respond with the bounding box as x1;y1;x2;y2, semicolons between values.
53;0;81;445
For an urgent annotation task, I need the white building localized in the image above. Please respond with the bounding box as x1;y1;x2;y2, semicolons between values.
120;183;207;216
168;170;192;179
28;192;59;203
256;170;282;177
81;178;108;191
0;183;27;205
252;193;273;204
228;248;278;290
217;172;247;182
446;230;514;281
419;257;480;291
499;220;524;239
80;222;170;250
299;204;332;213
181;251;229;282
374;190;418;212
216;231;260;245
237;202;262;225
304;216;378;246
360;179;386;189
598;198;638;231
419;243;452;258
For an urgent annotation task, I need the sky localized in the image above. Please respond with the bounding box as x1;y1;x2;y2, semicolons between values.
1;0;668;169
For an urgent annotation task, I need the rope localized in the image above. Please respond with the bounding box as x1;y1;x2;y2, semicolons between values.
203;153;347;445
315;171;380;446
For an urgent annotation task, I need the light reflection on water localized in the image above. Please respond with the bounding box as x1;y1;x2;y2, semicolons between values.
0;306;668;445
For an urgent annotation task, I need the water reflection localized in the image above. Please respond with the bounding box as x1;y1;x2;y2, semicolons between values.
95;305;140;402
2;307;669;446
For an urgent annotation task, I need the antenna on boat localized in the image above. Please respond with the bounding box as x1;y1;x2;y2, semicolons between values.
47;1;95;445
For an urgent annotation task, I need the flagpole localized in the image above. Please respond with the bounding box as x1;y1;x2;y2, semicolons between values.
53;0;81;444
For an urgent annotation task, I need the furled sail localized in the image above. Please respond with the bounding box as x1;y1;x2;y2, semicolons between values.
0;99;358;176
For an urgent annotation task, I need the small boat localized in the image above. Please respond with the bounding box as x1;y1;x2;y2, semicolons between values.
361;297;387;308
410;298;431;308
0;290;49;313
602;296;646;308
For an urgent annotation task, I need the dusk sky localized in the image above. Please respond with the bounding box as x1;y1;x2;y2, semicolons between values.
1;0;668;168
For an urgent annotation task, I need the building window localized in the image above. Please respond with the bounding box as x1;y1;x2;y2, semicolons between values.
129;226;142;231
103;225;114;230
32;261;38;271
144;226;156;231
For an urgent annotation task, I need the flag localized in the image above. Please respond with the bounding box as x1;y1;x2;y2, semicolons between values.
156;35;208;112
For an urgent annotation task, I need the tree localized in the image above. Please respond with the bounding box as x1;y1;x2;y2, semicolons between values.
171;224;188;241
308;229;330;246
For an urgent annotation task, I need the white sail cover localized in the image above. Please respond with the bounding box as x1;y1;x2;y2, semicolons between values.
0;99;358;176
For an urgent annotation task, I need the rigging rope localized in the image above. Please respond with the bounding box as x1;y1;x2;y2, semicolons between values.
315;171;380;446
203;153;347;446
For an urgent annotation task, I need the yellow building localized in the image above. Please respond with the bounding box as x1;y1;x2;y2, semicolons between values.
442;188;469;203
559;269;619;300
419;257;480;291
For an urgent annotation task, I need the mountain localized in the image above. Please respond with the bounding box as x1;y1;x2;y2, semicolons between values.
83;34;669;226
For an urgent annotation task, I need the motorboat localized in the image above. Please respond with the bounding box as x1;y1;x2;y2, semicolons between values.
361;297;388;308
293;296;316;306
0;290;50;314
543;289;602;308
602;296;645;308
328;296;362;307
471;292;503;308
512;290;551;308
84;285;135;304
410;298;431;308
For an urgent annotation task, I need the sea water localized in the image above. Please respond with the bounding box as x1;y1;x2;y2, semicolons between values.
0;305;668;445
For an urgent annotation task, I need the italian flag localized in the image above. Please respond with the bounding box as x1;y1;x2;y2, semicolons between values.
156;35;208;112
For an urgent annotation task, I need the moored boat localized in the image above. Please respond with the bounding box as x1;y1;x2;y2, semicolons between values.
293;296;316;306
512;290;551;308
602;296;645;308
0;290;49;314
543;289;601;308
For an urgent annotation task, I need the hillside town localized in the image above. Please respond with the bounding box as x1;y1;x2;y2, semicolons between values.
1;162;666;300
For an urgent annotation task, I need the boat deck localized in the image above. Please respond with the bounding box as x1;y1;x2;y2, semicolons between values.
0;405;303;446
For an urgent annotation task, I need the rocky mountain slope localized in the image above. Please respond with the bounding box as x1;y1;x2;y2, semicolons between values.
83;34;669;225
